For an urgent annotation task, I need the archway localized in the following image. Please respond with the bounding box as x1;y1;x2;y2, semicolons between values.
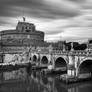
33;55;37;62
55;57;67;68
41;56;48;65
78;60;92;75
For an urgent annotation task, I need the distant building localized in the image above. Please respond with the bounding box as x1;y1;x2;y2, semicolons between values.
48;41;65;50
88;40;92;50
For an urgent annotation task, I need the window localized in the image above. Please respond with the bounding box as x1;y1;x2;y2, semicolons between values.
26;30;30;32
25;26;27;29
29;27;31;29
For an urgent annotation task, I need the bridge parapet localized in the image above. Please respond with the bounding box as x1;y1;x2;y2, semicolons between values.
52;50;92;56
50;50;69;54
31;49;92;56
30;47;92;57
71;50;92;56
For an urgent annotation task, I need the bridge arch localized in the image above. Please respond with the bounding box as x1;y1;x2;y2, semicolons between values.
55;57;67;68
41;56;48;65
78;58;92;77
33;55;37;62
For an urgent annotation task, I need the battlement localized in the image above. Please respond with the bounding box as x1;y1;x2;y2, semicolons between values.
16;21;35;32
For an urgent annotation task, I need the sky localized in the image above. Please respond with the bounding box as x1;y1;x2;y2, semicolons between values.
0;0;92;43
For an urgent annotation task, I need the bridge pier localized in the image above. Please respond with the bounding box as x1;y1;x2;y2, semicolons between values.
67;65;76;77
29;45;92;83
67;55;76;77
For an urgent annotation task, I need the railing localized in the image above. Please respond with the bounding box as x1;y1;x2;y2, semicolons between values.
1;47;92;57
35;49;92;56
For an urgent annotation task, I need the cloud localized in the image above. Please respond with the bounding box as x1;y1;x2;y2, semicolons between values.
45;33;62;42
0;0;81;33
0;0;80;18
0;0;92;42
36;19;70;35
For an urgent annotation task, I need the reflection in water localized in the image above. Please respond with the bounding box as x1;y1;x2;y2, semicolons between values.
0;68;92;92
3;68;27;80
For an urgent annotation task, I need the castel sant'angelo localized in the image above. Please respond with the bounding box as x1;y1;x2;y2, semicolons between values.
0;18;64;62
0;18;45;53
0;18;46;62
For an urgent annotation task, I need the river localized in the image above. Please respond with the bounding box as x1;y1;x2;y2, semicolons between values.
0;68;91;92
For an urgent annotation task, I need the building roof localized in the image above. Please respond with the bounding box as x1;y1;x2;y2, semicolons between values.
0;21;44;35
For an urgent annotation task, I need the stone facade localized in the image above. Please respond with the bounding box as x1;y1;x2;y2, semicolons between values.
0;21;44;53
0;21;45;62
30;47;92;78
0;20;65;63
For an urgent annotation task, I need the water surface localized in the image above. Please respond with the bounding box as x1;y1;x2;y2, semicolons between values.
0;68;91;92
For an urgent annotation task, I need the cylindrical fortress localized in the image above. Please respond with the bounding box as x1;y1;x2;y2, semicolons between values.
0;21;45;62
0;21;44;46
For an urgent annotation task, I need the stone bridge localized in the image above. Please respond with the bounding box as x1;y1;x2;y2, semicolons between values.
29;46;92;77
1;45;92;78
